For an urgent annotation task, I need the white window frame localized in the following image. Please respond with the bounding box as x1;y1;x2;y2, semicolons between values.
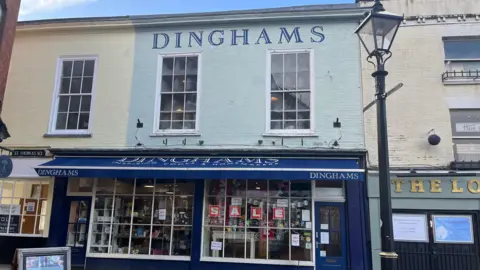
48;55;98;135
0;178;54;238
199;179;315;266
265;49;316;136
86;178;192;261
153;52;202;136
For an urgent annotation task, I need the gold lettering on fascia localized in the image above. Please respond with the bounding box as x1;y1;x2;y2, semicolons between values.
390;179;480;194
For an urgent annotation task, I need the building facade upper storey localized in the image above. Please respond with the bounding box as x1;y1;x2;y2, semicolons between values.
2;17;135;149
127;5;367;151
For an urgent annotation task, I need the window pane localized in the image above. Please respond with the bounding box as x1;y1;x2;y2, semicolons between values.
297;92;310;110
203;226;224;257
153;196;173;225
61;78;71;94
175;181;194;195
284;93;296;110
291;230;313;261
269;180;289;197
80;96;91;112
172;94;184;111
22;215;36;234
115;196;133;224
162;76;173;92
173;75;185;92
271;74;283;90
110;224;131;254
84;60;95;77
172;121;183;129
271;111;282;121
271;121;282;130
247;181;267;197
89;223;110;254
297;121;310;130
130;225;151;254
151;226;171;255
172;112;183;121
284;54;296;73
224;227;245;259
271;54;283;74
132;196;153;225
82;78;93;93
66;113;79;129
135;179;155;195
183;121;195;129
444;39;480;59
185;113;195;121
227;179;246;197
96;178;115;194
62;61;73;77
291;199;311;229
154;180;175;195
268;198;289;228
246;198;267;227
186;57;198;75
269;229;289;260
160;94;173;111
71;78;82;93
93;196;113;223
69;96;81;112
298;53;309;72
116;179;134;194
174;57;186;75
174;196;193;225
186;75;197;91
172;226;192;256
73;61;84;76
162;58;174;75
291;181;311;197
58;97;69;112
205;196;225;226
159;121;171;130
185;94;197;111
271;93;283;111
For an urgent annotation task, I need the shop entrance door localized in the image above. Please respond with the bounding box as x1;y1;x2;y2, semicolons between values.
65;197;91;268
315;202;347;270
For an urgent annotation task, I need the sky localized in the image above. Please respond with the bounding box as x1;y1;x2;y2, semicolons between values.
19;0;354;21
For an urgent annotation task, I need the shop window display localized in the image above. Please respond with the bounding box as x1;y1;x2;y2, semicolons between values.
0;180;50;236
89;179;194;258
203;179;312;262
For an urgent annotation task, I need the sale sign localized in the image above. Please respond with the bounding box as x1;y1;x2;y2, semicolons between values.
229;205;241;217
209;205;220;217
273;208;285;220
251;207;262;219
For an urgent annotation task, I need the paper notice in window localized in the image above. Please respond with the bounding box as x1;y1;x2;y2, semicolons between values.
292;234;300;247
211;241;222;251
158;209;167;220
277;199;288;208
301;210;310;221
320;250;327;257
231;197;242;206
321;232;330;244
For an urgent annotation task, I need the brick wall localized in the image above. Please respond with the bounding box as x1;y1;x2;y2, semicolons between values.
0;0;20;113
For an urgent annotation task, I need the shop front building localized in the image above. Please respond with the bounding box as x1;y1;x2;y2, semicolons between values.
37;150;368;270
1;3;370;270
368;172;480;270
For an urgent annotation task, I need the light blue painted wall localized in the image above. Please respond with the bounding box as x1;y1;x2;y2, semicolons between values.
368;173;480;270
127;19;364;149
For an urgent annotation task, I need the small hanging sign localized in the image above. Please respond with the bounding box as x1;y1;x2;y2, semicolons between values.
250;207;262;219
209;205;220;217
273;208;285;220
229;205;241;217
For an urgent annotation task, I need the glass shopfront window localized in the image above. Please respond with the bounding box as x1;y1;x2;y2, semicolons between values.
0;179;51;236
202;179;313;263
89;178;194;258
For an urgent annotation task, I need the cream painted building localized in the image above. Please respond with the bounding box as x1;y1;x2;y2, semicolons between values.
359;1;480;270
360;0;480;168
3;18;135;149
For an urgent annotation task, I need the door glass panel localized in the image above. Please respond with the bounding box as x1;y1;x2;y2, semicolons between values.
320;207;329;225
330;207;340;230
69;202;79;223
67;224;76;246
328;232;341;257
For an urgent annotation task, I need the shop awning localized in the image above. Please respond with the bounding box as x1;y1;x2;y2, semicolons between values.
34;156;365;181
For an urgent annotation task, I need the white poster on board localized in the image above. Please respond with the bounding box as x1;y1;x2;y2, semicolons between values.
392;214;429;242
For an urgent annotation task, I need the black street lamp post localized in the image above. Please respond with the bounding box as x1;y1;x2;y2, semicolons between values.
354;0;403;269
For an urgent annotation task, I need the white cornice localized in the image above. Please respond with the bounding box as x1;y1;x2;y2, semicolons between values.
401;14;480;27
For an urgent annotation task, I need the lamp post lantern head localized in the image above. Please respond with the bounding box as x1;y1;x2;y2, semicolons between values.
354;0;403;57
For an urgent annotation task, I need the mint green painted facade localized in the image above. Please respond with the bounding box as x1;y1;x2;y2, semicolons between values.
126;10;366;150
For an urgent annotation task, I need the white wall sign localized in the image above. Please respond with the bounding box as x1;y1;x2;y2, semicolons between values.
0;204;21;215
392;214;429;242
456;123;480;132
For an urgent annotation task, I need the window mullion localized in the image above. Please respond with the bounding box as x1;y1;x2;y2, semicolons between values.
222;180;226;258
266;180;269;260
6;182;15;234
149;179;156;256
108;178;117;254
288;182;291;261
128;179;136;255
33;187;41;235
244;188;247;259
169;179;176;256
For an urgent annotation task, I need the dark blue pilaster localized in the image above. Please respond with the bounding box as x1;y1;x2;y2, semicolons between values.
190;180;205;269
346;181;368;270
46;177;69;247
